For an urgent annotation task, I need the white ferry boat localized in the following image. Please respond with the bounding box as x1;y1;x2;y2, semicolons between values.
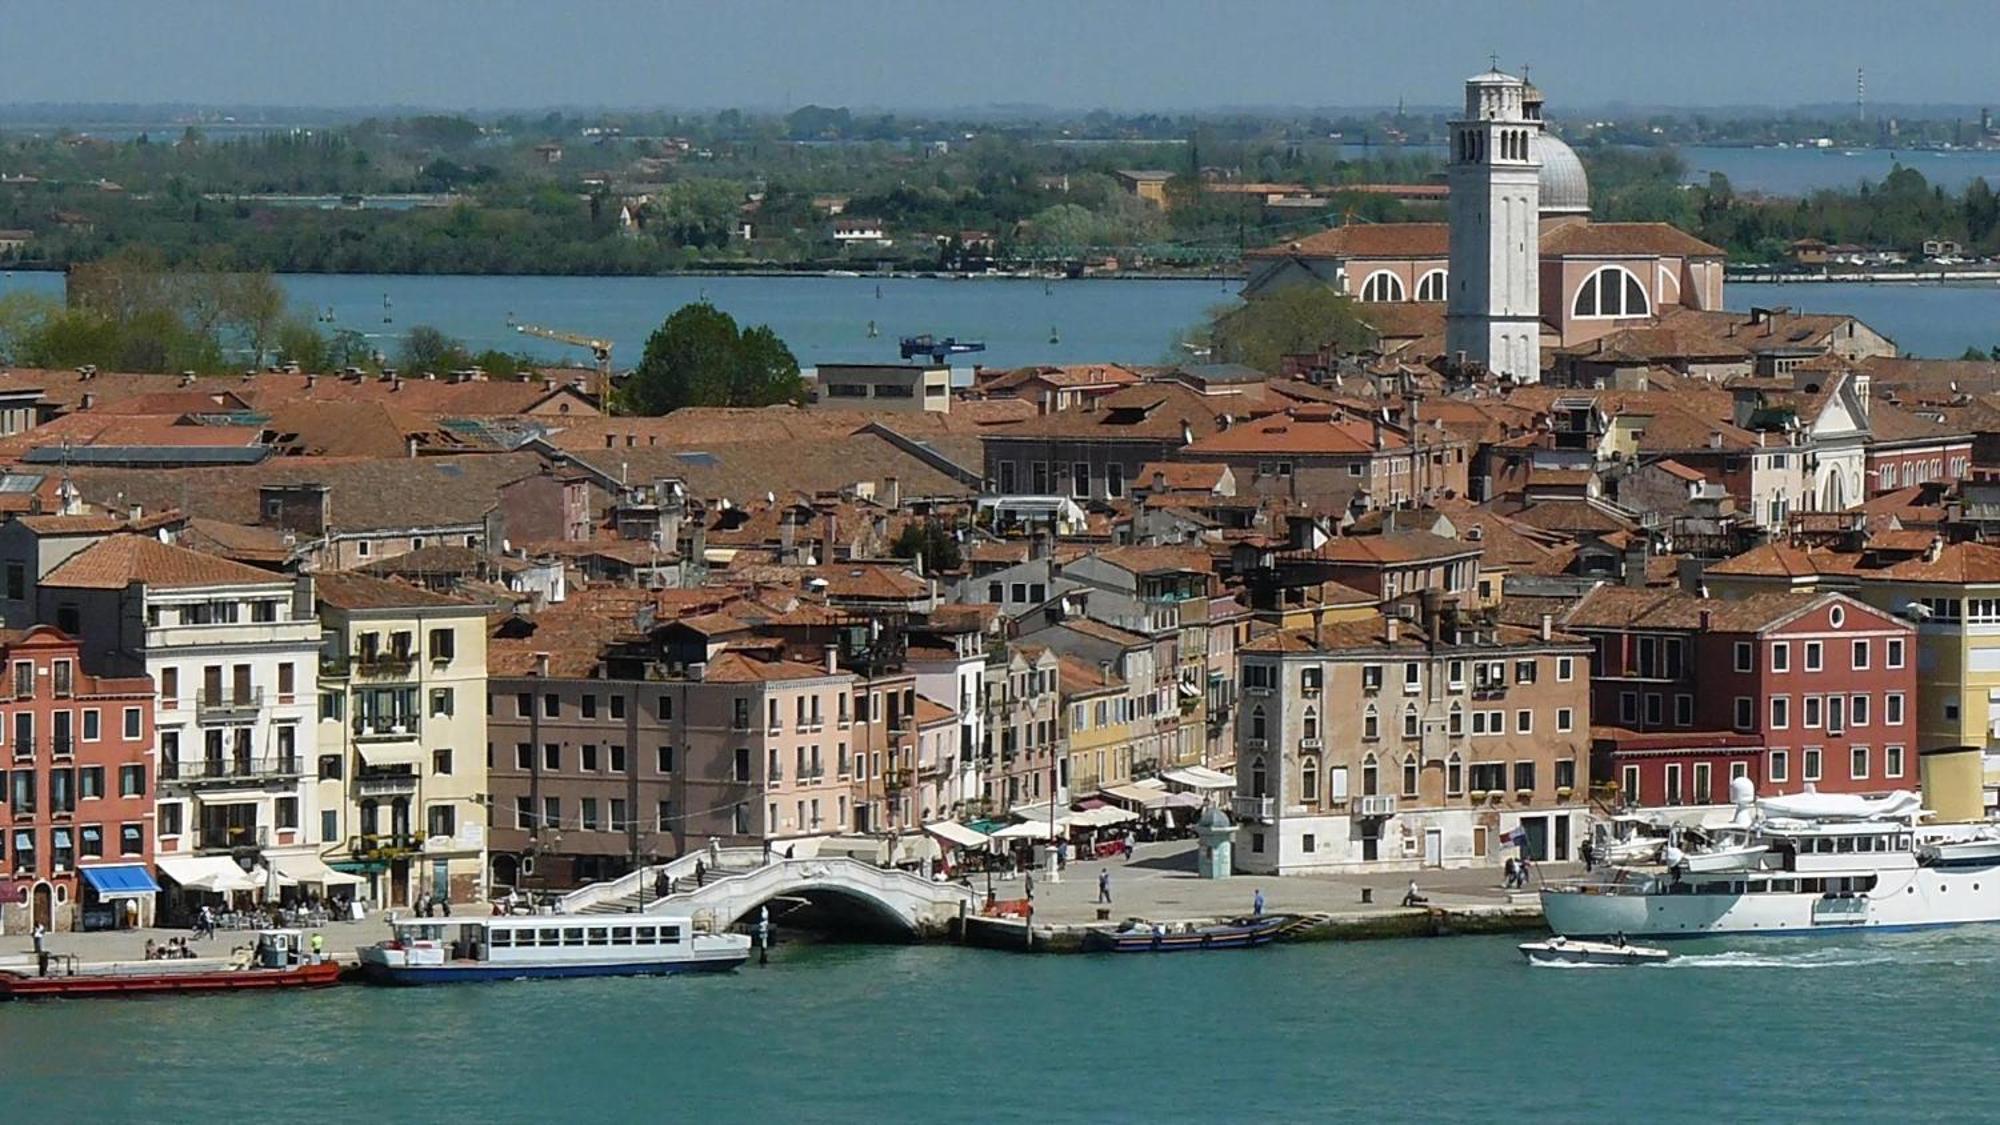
1544;782;2000;939
357;915;751;985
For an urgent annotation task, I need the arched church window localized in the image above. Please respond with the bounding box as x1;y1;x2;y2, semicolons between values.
1301;756;1319;802
1415;269;1447;302
1571;265;1652;319
1359;271;1406;303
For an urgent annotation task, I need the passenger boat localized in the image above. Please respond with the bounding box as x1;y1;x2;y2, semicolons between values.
1545;781;2000;939
0;930;339;999
1082;914;1294;952
356;914;751;985
1519;935;1670;966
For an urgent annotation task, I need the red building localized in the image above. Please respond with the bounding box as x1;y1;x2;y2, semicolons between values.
1561;587;1915;804
0;626;157;933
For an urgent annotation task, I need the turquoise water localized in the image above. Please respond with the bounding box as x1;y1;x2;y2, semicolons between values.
4;932;1998;1122
1;270;1995;367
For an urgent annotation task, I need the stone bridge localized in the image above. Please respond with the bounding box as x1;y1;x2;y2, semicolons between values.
559;852;973;940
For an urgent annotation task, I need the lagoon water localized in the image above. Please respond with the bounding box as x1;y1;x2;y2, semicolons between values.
3;270;1999;367
4;931;1999;1123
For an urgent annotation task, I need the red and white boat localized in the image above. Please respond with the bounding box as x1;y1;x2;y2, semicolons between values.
0;929;341;999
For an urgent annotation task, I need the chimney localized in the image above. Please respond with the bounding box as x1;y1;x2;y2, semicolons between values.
1371;414;1384;451
885;476;901;509
406;436;419;459
1180;421;1195;447
1420;587;1443;644
1539;612;1553;641
824;644;839;674
390;375;403;392
127;503;142;521
305;373;317;389
1384;616;1400;644
688;660;707;682
1624;539;1649;588
1699;608;1713;632
80;392;95;410
1098;659;1112;685
179;372;195;387
543;377;557;392
532;651;550;678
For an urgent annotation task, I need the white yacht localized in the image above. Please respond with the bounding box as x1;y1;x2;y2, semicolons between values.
357;915;751;985
1544;780;2000;939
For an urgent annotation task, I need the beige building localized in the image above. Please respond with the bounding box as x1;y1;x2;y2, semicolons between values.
1234;604;1591;874
812;363;952;414
313;573;489;906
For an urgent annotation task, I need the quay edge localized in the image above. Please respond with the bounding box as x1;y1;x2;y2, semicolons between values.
952;903;1546;953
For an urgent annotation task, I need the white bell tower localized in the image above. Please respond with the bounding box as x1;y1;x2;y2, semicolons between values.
1445;68;1542;383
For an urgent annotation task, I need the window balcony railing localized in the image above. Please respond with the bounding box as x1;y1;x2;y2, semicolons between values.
349;831;427;861
356;771;419;796
171;755;304;784
355;651;418;677
197;689;264;720
353;717;420;743
1233;794;1274;822
196;825;269;854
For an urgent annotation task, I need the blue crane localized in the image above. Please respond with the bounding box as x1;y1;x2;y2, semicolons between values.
899;334;986;363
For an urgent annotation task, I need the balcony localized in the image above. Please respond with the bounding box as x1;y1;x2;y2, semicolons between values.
1233;794;1274;822
8;736;32;762
1299;737;1323;751
357;770;419;796
196;825;269;854
197;689;264;722
349;832;427;861
1358;795;1398;817
354;651;419;679
168;755;305;786
1243;738;1268;753
352;717;420;743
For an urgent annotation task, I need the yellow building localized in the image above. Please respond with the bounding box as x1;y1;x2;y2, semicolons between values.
313;574;490;907
1059;654;1130;795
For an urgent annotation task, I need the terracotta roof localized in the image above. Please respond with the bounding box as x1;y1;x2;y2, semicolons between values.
314;571;477;611
1865;399;1971;445
1092;545;1213;575
1241;614;1579;655
1556;325;1750;363
180;517;293;565
986;382;1267;443
1536;221;1724;258
1874;541;2000;584
1704;540;1845;580
1246;223;1450;260
913;694;958;727
1136;462;1230;491
1653;459;1707;483
1565;587;1844;632
1055;652;1124;695
1296;529;1479;565
1181;412;1403;456
42;534;285;589
702;652;834;684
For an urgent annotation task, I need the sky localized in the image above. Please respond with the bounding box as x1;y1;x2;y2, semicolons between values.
13;0;2000;113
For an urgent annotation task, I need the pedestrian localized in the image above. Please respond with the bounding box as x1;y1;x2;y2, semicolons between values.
1124;831;1136;861
440;897;452;917
1403;879;1429;907
309;932;325;963
1025;870;1035;901
1581;837;1596;873
1097;868;1112;904
694;859;706;887
1252;888;1265;917
1503;856;1518;889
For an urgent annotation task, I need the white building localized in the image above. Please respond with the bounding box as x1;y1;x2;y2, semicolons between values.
38;536;326;895
1445;68;1543;383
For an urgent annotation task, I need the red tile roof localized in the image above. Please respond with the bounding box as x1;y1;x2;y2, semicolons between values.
42;534;286;589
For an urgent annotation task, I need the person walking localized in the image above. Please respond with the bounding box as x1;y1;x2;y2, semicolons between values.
694;859;706;887
1024;870;1035;901
1252;888;1265;917
1581;837;1596;873
1097;868;1112;904
1503;856;1519;889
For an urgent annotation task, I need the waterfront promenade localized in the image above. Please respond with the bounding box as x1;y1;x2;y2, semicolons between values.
0;912;390;972
985;839;1569;926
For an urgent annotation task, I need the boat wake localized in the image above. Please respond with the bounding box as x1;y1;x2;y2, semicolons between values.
1656;949;1901;971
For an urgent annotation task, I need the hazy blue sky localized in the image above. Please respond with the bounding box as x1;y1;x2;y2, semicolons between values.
16;0;2000;111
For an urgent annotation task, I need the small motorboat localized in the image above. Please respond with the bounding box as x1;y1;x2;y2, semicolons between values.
1682;843;1770;873
1519;935;1669;967
1918;834;2000;866
0;929;340;999
1084;915;1295;953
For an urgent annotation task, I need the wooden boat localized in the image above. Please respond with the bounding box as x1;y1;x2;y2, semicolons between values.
0;930;341;999
1083;914;1294;953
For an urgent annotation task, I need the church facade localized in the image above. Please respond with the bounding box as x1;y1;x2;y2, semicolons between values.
1243;70;1728;383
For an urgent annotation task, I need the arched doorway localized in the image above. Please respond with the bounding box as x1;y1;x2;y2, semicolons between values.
491;853;519;891
31;881;53;931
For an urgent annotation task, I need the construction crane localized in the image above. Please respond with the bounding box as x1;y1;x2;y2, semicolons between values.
511;320;615;403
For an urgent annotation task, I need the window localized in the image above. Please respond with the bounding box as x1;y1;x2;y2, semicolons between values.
1664;764;1684;806
1362;706;1379;741
1445;754;1463;796
1803;747;1822;782
581;744;599;773
432;749;454;776
429;628;455;662
1852;640;1870;670
430;688;455;717
1470;762;1505;792
1692;763;1712;805
1403;663;1420;694
1555;758;1577;793
1361;754;1379;796
543;693;560;718
1803;642;1823;672
1734;697;1752;731
82;709;100;742
1803;695;1822;728
1402;755;1419;797
1556;656;1573;682
1300;757;1319;802
429;804;457;840
1887;638;1905;669
1448;702;1464;737
1556;707;1573;733
159;802;182;837
543;744;560;771
275;797;298;830
1770;696;1789;729
1515;710;1533;734
515;692;532;718
1850;694;1870;727
1770;749;1789;783
1886;745;1905;779
119;764;144;798
121;823;143;856
1358;270;1406;302
1514;660;1536;685
1622;765;1641;804
79;765;103;799
1513;761;1536;793
1401;705;1419;739
1771;643;1790;673
3;561;20;600
734;748;751;783
1361;664;1383;692
1571;264;1651;319
581;695;598;719
1415;268;1447;302
1070;463;1090;499
1674;695;1693;727
1733;642;1752;673
320;753;344;781
1851;746;1870;781
123;707;142;740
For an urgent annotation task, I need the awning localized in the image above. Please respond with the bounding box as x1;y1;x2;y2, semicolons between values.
1163;766;1236;791
924;821;991;849
357;744;428;770
992;819;1068;840
1177;680;1202;699
1069;806;1138;828
1008;801;1063;825
80;864;162;898
156;854;261;893
1162;791;1208;810
1100;783;1172;810
274;854;366;887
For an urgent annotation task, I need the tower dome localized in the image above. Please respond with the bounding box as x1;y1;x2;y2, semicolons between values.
1535;134;1590;218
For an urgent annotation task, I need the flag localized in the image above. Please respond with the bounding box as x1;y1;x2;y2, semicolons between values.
1499;825;1526;846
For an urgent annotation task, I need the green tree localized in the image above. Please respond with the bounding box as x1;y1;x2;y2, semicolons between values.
397;324;471;373
621;302;804;415
1195;285;1374;373
891;519;964;573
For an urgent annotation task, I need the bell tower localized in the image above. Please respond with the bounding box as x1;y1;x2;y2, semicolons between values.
1445;67;1542;383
